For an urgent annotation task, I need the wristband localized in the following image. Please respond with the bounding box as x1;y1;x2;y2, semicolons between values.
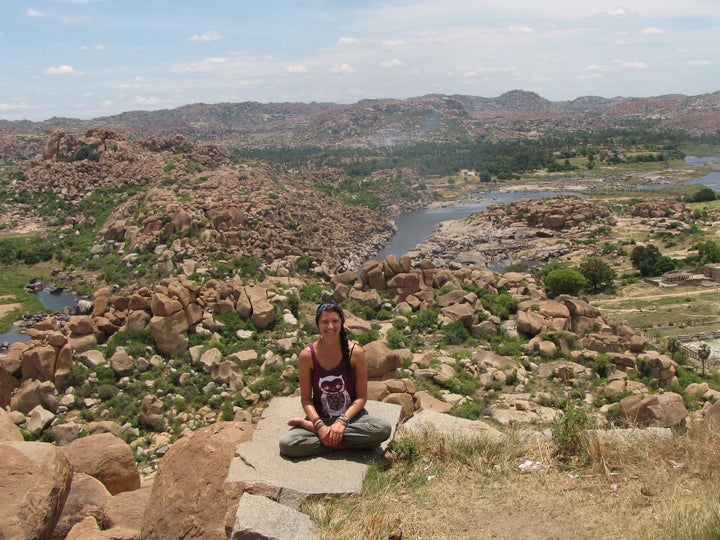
313;418;324;432
338;414;349;426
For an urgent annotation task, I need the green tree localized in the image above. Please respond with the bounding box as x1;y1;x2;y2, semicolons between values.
544;268;587;299
690;186;717;203
693;240;720;264
578;257;616;294
630;244;676;277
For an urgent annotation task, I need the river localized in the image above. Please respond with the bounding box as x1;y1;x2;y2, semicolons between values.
369;162;720;262
0;288;81;347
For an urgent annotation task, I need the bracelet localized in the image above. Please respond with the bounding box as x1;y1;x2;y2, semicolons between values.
313;418;324;432
338;414;350;426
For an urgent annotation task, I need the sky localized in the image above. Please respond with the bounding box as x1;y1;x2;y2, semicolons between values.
1;0;718;122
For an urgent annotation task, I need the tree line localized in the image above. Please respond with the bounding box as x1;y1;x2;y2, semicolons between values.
233;126;698;180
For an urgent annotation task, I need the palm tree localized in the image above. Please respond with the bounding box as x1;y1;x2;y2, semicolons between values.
698;343;712;377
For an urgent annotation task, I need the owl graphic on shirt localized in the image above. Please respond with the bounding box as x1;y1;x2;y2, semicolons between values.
318;374;351;417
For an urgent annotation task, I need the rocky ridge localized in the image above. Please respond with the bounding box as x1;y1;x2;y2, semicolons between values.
2;90;719;154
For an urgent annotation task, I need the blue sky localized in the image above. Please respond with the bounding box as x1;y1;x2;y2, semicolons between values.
1;0;718;121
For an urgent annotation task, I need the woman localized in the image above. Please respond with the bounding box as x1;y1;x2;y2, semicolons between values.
279;301;392;458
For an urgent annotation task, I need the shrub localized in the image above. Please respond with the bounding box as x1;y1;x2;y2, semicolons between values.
106;329;155;358
592;354;613;378
551;405;594;461
386;328;406;349
97;384;117;400
407;308;440;332
449;399;486;420
386;437;418;462
446;371;478;396
441;321;471;346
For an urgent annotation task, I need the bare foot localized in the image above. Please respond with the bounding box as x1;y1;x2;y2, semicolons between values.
287;417;314;431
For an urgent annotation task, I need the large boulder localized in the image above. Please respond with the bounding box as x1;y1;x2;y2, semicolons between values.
141;421;254;540
0;407;23;441
62;433;141;495
0;441;73;540
618;392;688;430
363;341;404;379
103;485;152;532
149;310;189;356
52;473;112;540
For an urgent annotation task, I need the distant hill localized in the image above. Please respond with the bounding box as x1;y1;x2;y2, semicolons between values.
1;90;719;151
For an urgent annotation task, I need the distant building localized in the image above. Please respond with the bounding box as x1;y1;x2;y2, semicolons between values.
702;264;720;280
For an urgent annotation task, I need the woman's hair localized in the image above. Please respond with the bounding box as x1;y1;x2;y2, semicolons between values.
315;301;351;366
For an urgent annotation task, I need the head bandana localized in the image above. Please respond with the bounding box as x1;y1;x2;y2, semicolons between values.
315;301;344;326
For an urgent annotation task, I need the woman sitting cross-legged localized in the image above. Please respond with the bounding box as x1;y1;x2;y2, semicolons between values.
279;301;392;458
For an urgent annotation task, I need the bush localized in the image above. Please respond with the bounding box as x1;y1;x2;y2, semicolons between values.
106;329;155;358
449;399;486;420
544;268;587;298
386;328;406;349
407;308;440;332
441;321;471;346
551;405;594;461
592;354;613;378
446;371;478;395
97;384;117;400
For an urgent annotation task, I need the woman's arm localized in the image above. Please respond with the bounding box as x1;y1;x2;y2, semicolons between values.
298;347;321;422
345;343;368;419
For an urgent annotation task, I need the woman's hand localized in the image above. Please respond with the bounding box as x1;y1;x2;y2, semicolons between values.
318;420;346;448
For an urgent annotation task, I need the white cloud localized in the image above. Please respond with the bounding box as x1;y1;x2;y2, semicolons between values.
286;65;309;73
332;63;355;74
132;96;159;106
687;60;711;66
172;57;229;73
594;8;628;17
642;27;664;35
189;31;221;43
27;8;44;17
338;37;360;45
81;43;105;50
44;65;86;75
0;101;31;111
509;26;534;34
380;58;404;68
382;40;406;47
616;60;648;69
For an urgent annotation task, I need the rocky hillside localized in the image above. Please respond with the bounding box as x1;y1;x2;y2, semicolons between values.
3;253;719;537
1;90;719;156
1;130;395;278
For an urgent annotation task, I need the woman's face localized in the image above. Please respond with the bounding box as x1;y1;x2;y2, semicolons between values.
317;309;343;339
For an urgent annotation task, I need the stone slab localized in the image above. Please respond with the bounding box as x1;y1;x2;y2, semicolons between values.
401;409;505;442
224;396;401;508
231;493;318;540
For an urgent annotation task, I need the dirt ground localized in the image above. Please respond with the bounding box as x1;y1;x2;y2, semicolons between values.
0;295;21;319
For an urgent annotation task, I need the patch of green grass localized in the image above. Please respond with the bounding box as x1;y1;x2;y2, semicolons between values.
0;264;52;332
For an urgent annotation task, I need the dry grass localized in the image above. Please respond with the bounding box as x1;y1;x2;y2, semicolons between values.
303;423;720;540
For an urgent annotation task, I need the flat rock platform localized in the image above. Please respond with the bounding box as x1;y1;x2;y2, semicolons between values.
224;396;402;509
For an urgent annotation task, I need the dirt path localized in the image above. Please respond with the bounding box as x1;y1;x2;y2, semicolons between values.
0;295;21;319
593;284;720;306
